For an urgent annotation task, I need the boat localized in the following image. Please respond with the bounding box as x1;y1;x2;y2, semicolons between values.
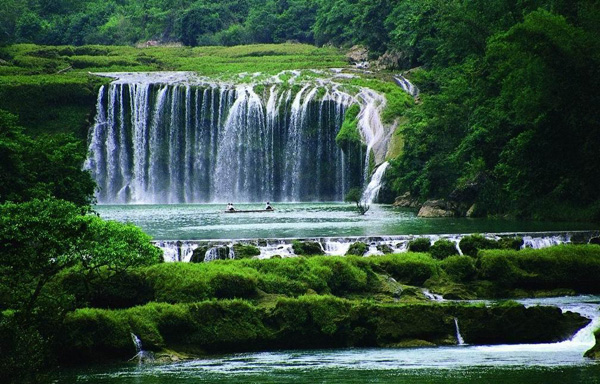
224;209;275;213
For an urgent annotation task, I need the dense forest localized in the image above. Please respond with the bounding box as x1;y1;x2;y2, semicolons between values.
2;0;599;219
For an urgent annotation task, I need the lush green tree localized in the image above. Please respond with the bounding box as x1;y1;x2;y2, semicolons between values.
0;199;161;315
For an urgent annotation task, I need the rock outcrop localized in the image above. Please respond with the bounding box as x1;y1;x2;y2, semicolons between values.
393;192;420;208
417;199;457;218
585;329;600;359
346;45;369;65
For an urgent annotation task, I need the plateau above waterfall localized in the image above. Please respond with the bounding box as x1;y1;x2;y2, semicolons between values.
85;71;392;204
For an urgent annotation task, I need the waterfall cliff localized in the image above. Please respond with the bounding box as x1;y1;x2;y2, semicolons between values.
85;72;389;204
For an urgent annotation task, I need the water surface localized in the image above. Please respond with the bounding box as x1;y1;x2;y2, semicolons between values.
94;203;597;240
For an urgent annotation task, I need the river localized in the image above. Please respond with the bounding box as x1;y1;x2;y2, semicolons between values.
94;203;597;240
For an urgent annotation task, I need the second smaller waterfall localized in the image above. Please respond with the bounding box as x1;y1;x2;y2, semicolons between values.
362;162;390;203
454;318;466;345
130;333;153;363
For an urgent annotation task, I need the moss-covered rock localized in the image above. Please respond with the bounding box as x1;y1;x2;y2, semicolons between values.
498;237;524;251
453;302;590;345
408;238;431;253
232;243;261;259
585;328;600;359
346;242;368;256
441;256;477;282
430;239;459;260
59;297;590;363
189;246;209;263
377;244;393;254
459;234;501;257
292;241;324;256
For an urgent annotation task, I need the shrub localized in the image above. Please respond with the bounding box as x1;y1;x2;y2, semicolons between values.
346;242;368;256
459;234;500;257
430;239;459;260
408;238;431;253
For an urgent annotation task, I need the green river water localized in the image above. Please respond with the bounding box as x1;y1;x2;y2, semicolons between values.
94;203;597;240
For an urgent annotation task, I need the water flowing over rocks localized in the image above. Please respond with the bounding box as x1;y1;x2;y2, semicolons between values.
153;230;599;262
85;72;392;204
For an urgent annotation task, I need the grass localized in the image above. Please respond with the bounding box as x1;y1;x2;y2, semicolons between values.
0;43;347;77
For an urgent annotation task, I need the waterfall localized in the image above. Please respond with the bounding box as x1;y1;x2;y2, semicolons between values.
362;162;389;203
86;72;394;204
394;75;419;97
130;333;153;363
454;318;466;345
150;231;597;262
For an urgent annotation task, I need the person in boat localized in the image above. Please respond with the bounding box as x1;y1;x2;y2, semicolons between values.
265;201;273;211
226;202;235;211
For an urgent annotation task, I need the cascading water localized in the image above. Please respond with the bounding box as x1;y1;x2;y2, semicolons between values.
454;318;466;345
130;333;153;363
86;72;393;204
362;162;389;203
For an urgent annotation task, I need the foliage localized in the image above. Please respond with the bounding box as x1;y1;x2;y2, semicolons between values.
382;3;600;219
0;199;161;315
0;110;95;206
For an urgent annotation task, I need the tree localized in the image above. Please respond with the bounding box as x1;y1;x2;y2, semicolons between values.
0;198;162;317
345;187;369;215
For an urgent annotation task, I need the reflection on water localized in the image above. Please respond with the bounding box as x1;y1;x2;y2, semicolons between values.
94;203;597;240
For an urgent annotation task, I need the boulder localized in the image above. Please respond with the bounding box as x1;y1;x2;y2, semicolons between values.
417;199;457;218
203;246;232;262
190;246;209;263
585;329;600;359
373;50;409;70
292;241;324;256
589;237;600;245
346;242;368;256
466;204;477;217
346;45;368;64
393;192;420;208
377;244;393;254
